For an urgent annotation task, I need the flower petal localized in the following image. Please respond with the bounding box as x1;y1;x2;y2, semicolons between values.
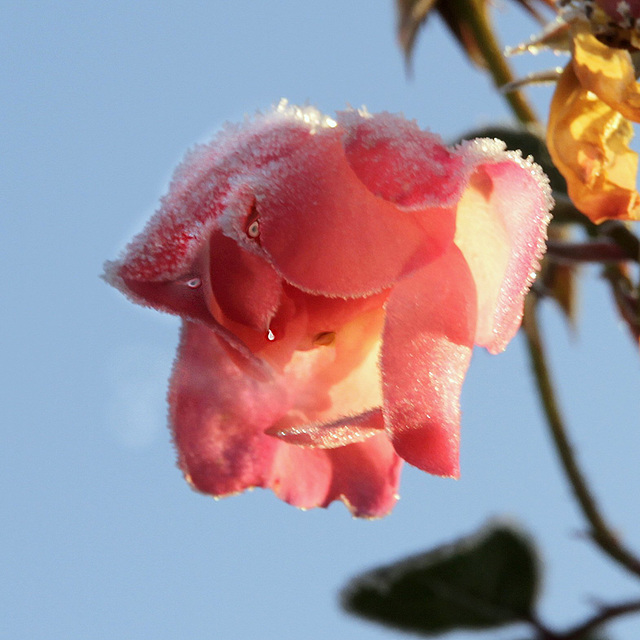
454;141;552;353
171;320;401;516
110;113;313;283
209;228;283;332
170;321;286;497
381;245;477;477
255;126;456;297
266;408;385;448
324;435;402;518
106;243;274;381
547;62;640;222
337;110;467;208
269;433;402;518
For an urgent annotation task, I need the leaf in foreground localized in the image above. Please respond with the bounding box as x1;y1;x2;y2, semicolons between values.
341;522;539;636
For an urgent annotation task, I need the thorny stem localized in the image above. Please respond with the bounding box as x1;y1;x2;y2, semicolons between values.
461;0;538;124
522;295;640;580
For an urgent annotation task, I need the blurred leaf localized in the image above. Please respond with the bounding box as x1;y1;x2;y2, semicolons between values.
341;522;540;636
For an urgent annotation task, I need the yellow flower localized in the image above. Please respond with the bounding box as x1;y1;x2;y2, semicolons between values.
547;28;640;222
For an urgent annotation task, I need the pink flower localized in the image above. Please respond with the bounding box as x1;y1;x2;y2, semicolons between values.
105;103;552;518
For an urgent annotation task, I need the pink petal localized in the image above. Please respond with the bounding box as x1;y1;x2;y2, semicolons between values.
209;228;282;332
110;114;313;283
322;435;402;518
256;129;456;297
338;110;467;208
268;434;402;518
107;244;274;382
104;243;212;322
171;320;401;516
170;321;285;497
381;245;477;477
108;108;463;301
454;140;552;353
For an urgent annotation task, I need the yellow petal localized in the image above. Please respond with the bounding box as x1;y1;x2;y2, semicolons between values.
547;62;640;222
572;31;640;122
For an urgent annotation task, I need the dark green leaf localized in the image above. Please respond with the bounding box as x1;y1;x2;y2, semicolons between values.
341;522;540;636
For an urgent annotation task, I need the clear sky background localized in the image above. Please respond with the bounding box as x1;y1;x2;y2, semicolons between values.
2;2;639;639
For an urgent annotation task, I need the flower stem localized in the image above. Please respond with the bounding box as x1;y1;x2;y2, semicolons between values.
522;295;640;579
461;0;538;125
552;194;640;262
561;598;640;640
546;238;632;264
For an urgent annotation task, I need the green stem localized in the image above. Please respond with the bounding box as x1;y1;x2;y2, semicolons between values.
522;296;640;579
460;0;538;125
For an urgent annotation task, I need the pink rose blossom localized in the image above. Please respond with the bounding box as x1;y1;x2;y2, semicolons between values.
105;102;552;517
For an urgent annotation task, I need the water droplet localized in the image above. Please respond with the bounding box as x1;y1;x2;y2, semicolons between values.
267;329;275;341
247;220;260;238
185;277;201;289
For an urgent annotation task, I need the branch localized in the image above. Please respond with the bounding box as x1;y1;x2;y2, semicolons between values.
522;295;640;579
562;598;640;640
459;0;538;125
546;239;633;264
551;193;640;262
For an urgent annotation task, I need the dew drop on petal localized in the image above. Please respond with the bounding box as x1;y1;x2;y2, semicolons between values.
267;329;275;341
247;220;260;238
185;277;201;289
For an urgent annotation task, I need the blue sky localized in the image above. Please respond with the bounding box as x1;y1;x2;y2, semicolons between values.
2;2;639;639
